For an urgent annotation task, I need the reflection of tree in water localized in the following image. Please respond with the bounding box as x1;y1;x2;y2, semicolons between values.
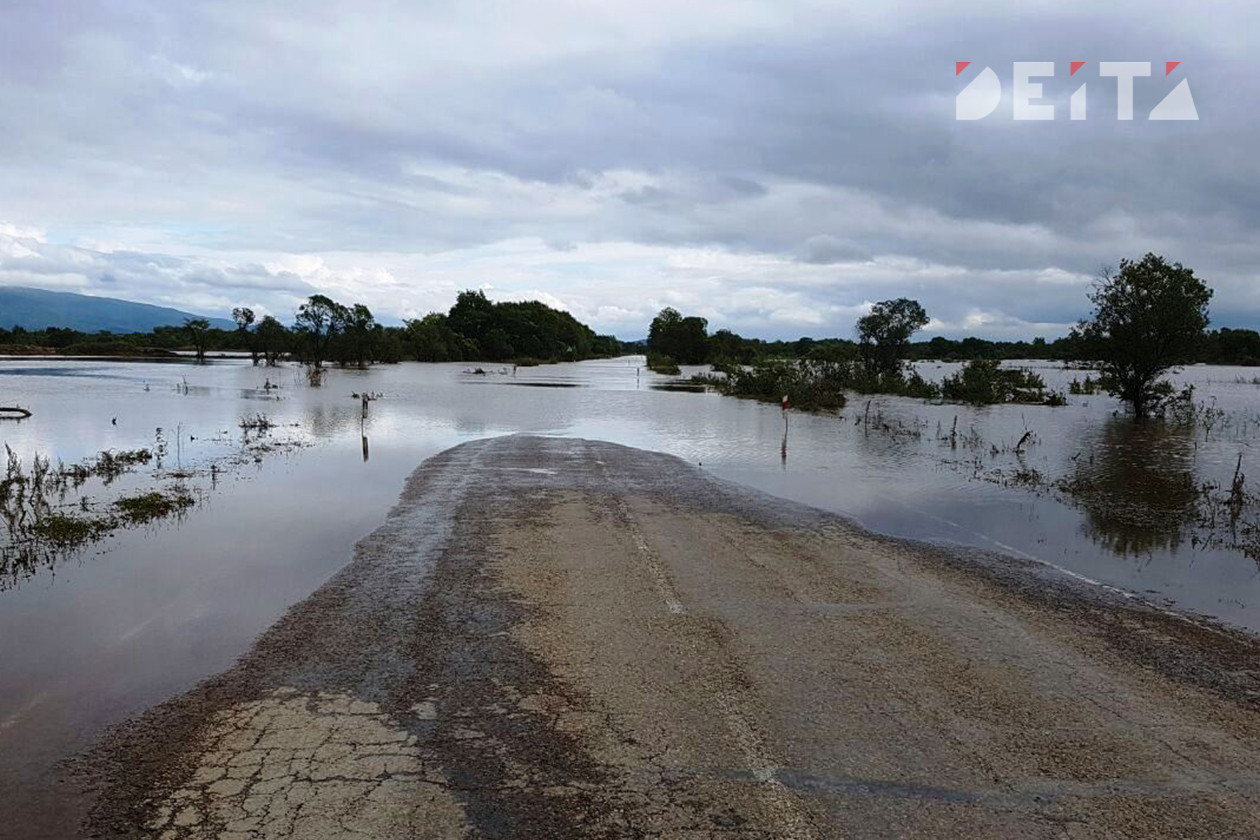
302;401;363;440
1065;417;1201;556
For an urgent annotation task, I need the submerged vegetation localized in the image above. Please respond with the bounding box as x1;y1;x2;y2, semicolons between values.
1069;376;1101;395
844;387;1260;564
114;490;196;524
661;290;1068;409
660;252;1219;420
695;359;848;410
939;360;1061;406
645;353;681;375
0;442;193;588
0;414;308;590
691;354;1061;411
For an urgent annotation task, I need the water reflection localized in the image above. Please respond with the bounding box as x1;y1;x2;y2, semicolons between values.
1068;417;1201;556
504;381;582;388
781;411;789;467
303;401;362;439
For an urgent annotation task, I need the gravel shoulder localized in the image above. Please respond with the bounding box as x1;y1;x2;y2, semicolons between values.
74;435;1260;839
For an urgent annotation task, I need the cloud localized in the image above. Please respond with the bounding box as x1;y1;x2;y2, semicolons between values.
798;235;872;265
0;228;316;319
1;0;1258;339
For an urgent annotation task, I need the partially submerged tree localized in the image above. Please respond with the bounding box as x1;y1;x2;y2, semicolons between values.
648;307;709;365
334;303;378;369
255;315;289;366
1074;254;1212;420
857;298;928;379
183;318;211;362
294;294;345;368
232;306;259;365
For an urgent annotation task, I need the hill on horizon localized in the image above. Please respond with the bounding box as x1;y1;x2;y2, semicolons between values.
0;286;234;333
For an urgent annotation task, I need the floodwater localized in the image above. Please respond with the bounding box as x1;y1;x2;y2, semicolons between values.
1;355;1258;835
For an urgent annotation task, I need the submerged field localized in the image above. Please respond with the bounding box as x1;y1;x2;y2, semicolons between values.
1;354;1259;835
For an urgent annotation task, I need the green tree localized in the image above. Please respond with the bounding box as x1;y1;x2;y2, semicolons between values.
404;314;455;361
446;290;495;354
183;317;211;362
232;306;259;365
373;325;404;363
647;307;709;365
708;328;757;365
591;334;623;357
856;298;929;379
255;315;289;366
333;303;377;368
1074;254;1213;420
294;294;346;368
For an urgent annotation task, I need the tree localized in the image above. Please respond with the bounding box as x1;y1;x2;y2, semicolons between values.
446;290;495;351
1074;254;1212;420
856;298;928;379
431;290;600;362
591;334;622;357
294;294;346;368
1205;327;1260;366
405;314;454;361
709;328;757;365
333;303;377;368
648;307;709;365
183;317;211;362
255;315;289;366
232;306;259;365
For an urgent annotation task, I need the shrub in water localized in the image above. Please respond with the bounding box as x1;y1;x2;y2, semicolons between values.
941;359;1053;405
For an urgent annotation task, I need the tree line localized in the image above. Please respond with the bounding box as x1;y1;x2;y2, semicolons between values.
0;290;625;367
646;307;1260;370
652;254;1249;420
2;254;1255;419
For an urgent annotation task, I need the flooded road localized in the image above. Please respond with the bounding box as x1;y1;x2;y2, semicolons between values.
77;436;1260;839
1;355;1259;835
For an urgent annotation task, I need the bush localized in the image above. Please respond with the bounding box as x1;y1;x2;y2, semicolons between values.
114;489;195;524
1069;375;1100;395
695;358;848;410
941;359;1055;405
1044;391;1068;407
646;353;681;375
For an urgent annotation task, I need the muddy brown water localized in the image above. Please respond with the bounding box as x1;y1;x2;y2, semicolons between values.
1;355;1258;836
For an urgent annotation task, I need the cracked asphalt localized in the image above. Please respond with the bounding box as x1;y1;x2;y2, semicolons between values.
75;435;1260;838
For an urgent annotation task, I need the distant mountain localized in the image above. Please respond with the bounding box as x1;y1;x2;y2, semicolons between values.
0;286;234;333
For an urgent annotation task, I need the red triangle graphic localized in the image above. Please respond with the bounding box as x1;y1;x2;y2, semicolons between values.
1166;61;1180;75
956;61;970;76
1070;61;1085;76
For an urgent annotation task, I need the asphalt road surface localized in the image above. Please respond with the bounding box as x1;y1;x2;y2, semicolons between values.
77;435;1260;839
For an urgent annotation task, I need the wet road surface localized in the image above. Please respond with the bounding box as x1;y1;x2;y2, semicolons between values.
75;435;1260;838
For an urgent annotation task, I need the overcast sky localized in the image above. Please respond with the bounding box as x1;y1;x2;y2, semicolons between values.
1;1;1256;340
